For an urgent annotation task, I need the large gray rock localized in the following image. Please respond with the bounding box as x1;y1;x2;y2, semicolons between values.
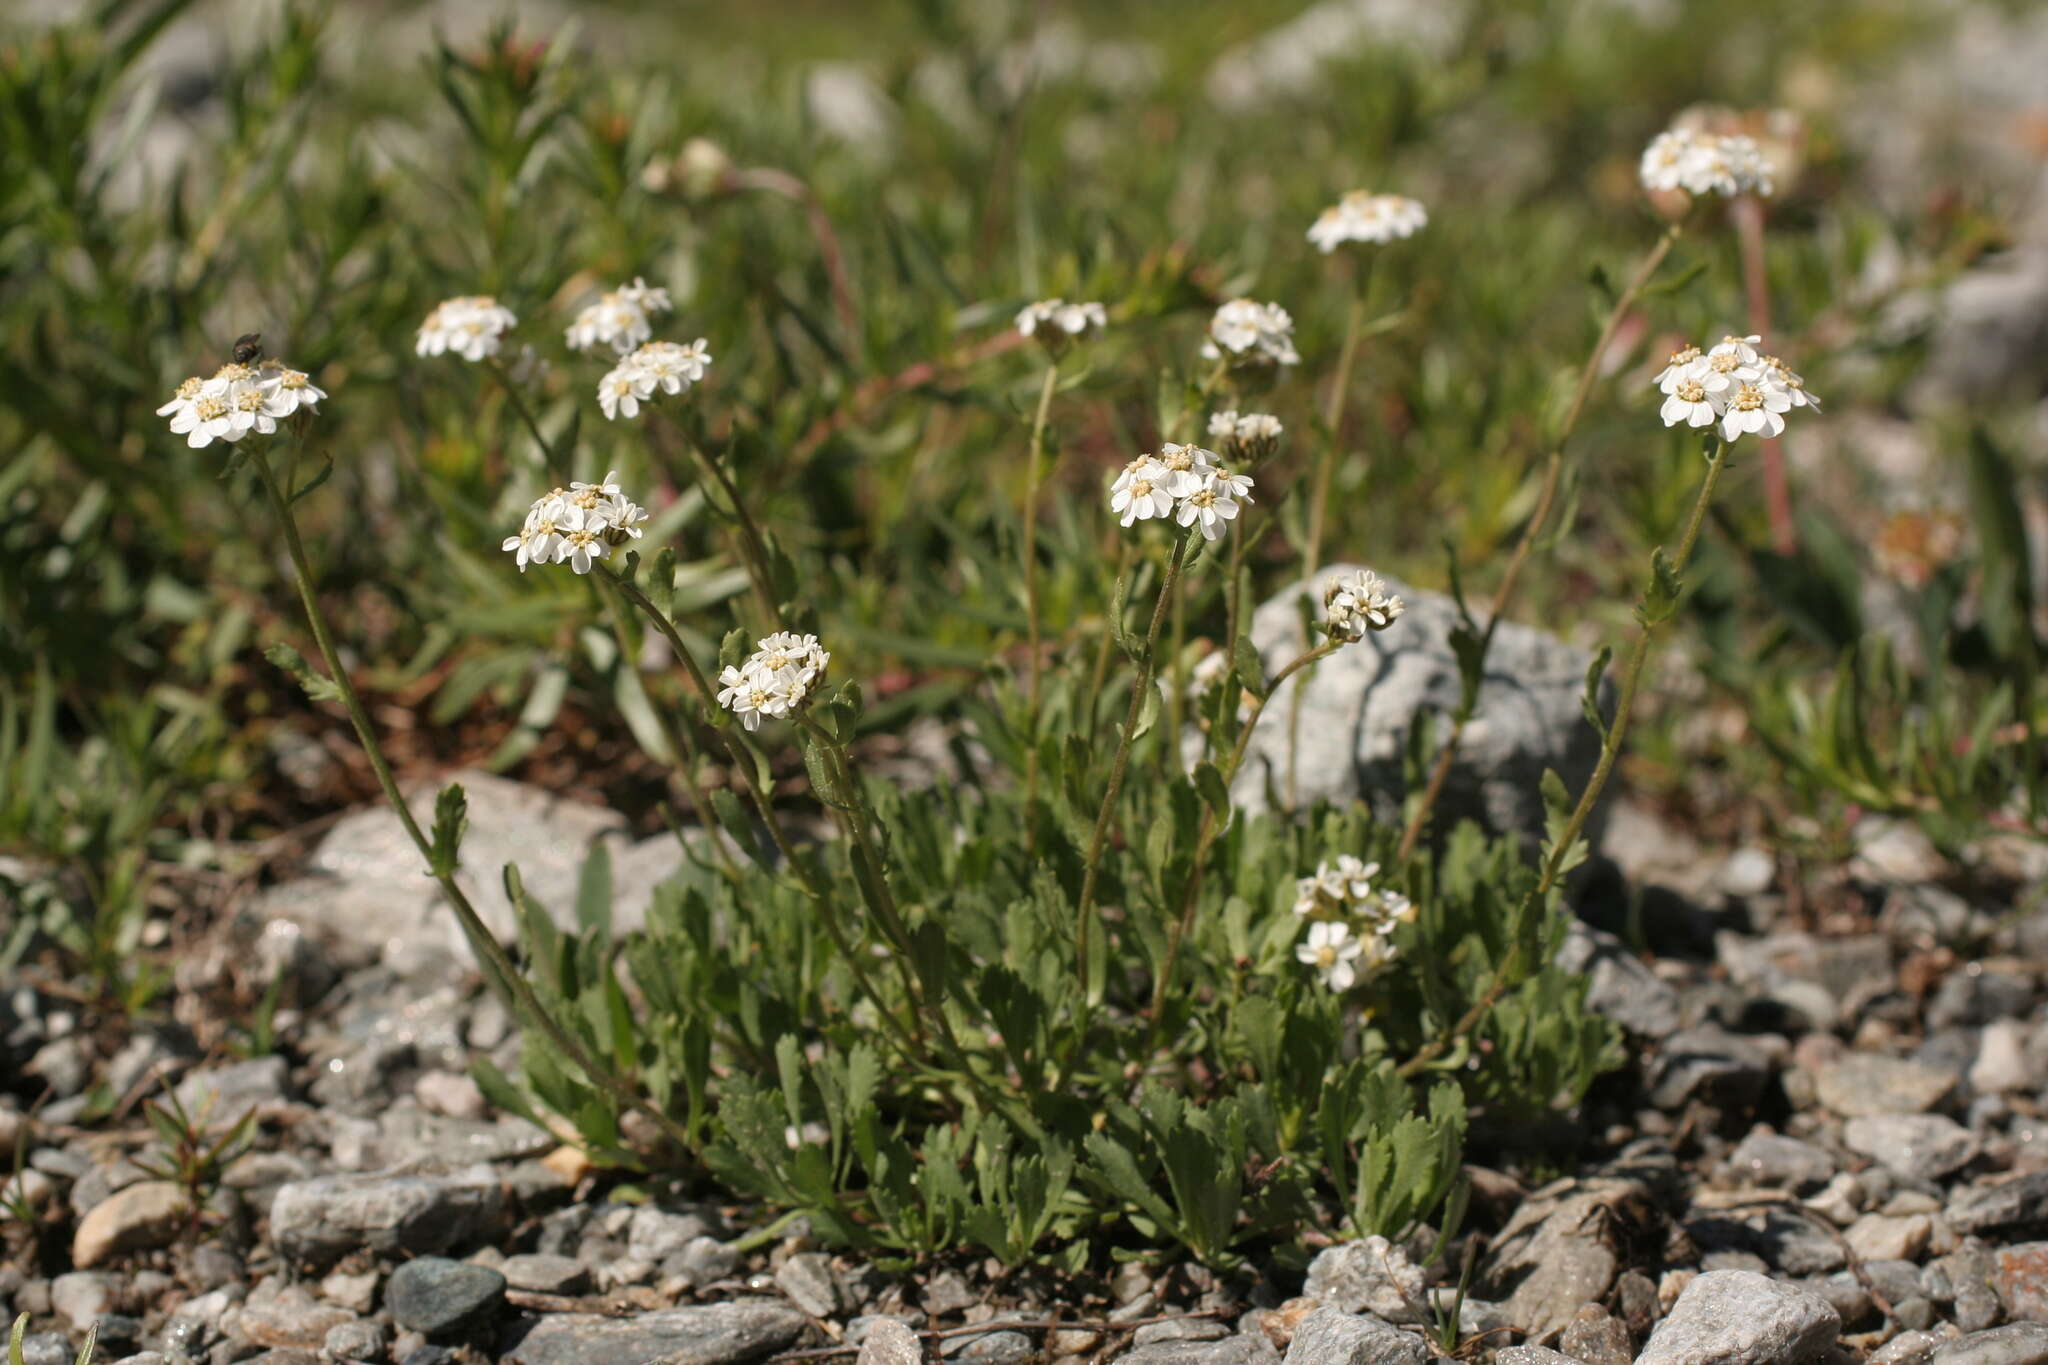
1301;1237;1426;1324
269;1166;503;1269
1233;569;1607;846
387;1256;507;1339
1556;924;1682;1038
1931;1325;2048;1365
855;1318;924;1365
1480;1176;1659;1338
1843;1113;1979;1181
1636;1270;1839;1365
501;1300;808;1365
254;770;697;962
1279;1309;1425;1365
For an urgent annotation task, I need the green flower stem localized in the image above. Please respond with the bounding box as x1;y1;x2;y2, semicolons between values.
1083;538;1135;751
600;571;931;1068
1141;637;1341;1059
1303;281;1368;582
483;359;565;483
1397;437;1726;1080
1074;531;1195;1001
675;427;784;630
246;440;697;1157
1395;220;1685;864
1020;359;1060;849
588;573;741;882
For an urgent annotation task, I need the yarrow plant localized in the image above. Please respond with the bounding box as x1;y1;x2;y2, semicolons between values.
597;338;713;419
1109;442;1254;538
1015;298;1107;354
499;471;650;573
1208;410;1284;463
1654;334;1816;441
1307;191;1428;252
716;632;831;731
1292;854;1415;989
565;277;673;355
156;357;326;448
1323;568;1405;640
415;295;519;362
1639;125;1773;199
1201;298;1299;367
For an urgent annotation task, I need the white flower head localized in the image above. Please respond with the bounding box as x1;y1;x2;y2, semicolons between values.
1296;920;1365;991
502;474;650;573
718;633;832;729
159;360;312;449
566;277;675;356
1308;191;1428;253
417;296;518;362
1201;299;1298;368
1016;298;1108;354
1639;127;1773;200
1174;471;1245;542
1324;568;1405;642
596;339;713;420
1208;410;1284;463
1653;336;1808;445
1110;455;1175;528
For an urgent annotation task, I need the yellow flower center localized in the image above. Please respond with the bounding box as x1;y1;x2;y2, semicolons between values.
1677;379;1706;403
1732;383;1764;411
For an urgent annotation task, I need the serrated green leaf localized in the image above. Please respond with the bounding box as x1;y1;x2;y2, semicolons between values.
264;640;344;703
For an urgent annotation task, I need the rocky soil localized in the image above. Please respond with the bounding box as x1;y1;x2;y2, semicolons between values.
9;769;2048;1365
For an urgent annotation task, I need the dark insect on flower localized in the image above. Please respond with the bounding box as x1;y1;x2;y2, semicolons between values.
231;333;264;365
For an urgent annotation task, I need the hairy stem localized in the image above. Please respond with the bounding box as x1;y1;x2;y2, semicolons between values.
1020;360;1060;847
1074;533;1194;1000
1397;439;1726;1078
248;441;696;1156
1394;220;1685;862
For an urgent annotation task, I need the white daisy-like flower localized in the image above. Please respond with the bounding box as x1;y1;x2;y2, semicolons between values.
1718;379;1792;442
1201;299;1299;368
745;632;831;694
566;278;675;356
159;362;305;449
257;361;328;415
417;296;519;362
502;475;652;571
1653;336;1808;444
1307;191;1428;252
1210;465;1256;502
1110;456;1175;527
1153;442;1219;497
595;339;714;420
1296;921;1365;991
1324;568;1405;642
1639;127;1773;199
1174;472;1242;541
716;665;792;732
1016;298;1108;351
551;505;613;574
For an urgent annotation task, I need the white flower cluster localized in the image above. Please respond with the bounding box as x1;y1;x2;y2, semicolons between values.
1292;856;1414;991
1015;298;1107;352
500;471;650;574
597;339;713;420
1654;334;1818;443
158;360;327;449
1201;299;1299;368
1639;127;1773;199
1109;443;1255;540
1307;191;1428;252
716;632;831;732
566;278;674;356
416;296;520;362
1208;410;1284;463
1323;568;1405;641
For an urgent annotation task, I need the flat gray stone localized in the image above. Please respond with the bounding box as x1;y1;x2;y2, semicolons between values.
1557;924;1681;1038
1726;1133;1836;1191
1811;1055;1955;1117
387;1256;506;1339
1931;1325;2048;1365
1636;1270;1839;1365
1482;1177;1657;1338
269;1167;503;1269
1279;1309;1425;1365
1302;1237;1426;1324
1232;569;1607;846
502;1253;592;1296
775;1251;846;1318
254;770;697;962
502;1300;808;1365
854;1317;924;1365
1844;1113;1978;1180
1952;1172;2048;1236
1122;1335;1280;1365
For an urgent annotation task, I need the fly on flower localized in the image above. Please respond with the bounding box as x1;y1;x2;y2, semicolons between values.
158;357;327;449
